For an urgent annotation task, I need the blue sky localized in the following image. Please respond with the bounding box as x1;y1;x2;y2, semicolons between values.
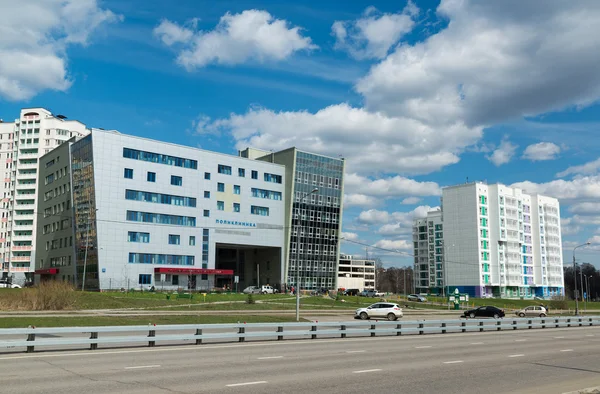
2;0;600;268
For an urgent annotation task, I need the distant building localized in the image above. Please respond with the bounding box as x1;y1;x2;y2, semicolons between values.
337;254;375;291
0;108;90;285
413;209;444;294
413;182;564;299
240;147;345;290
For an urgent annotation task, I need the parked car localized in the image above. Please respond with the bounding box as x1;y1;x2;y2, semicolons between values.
375;290;385;297
360;289;378;297
481;293;494;299
0;280;21;289
463;306;505;319
342;288;360;296
407;294;427;302
355;302;403;321
259;285;274;294
516;305;547;318
242;286;260;294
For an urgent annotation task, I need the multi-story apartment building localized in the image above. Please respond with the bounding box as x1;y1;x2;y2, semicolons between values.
337;254;375;291
35;130;286;291
413;182;564;299
240;148;345;291
0;108;89;285
413;209;444;294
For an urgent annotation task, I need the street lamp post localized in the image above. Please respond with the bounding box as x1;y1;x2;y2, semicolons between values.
583;274;588;311
295;188;318;322
573;242;590;315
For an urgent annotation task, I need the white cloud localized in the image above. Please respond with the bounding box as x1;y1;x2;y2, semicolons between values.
512;176;600;200
0;0;121;101
569;202;600;215
345;173;441;197
356;1;600;127
401;197;421;205
332;3;418;60
373;239;413;252
343;194;378;208
522;142;561;161
487;138;517;166
202;104;480;176
357;209;390;224
560;217;582;236
355;205;437;234
155;10;316;69
341;232;359;241
557;158;600;178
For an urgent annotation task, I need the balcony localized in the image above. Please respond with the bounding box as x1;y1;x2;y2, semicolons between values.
11;256;31;262
11;245;32;251
10;265;31;272
17;162;38;170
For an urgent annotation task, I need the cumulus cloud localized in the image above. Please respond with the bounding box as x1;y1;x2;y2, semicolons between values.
373;239;413;252
557;158;600;178
345;173;441;197
343;194;378;208
154;10;316;68
512;176;600;200
332;2;418;60
356;1;600;127
0;0;121;101
522;142;561;161
401;197;421;205
569;202;600;215
341;232;359;241
487;138;518;166
357;209;390;225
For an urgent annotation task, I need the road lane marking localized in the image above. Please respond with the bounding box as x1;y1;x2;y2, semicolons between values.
346;350;366;353
443;360;464;364
586;335;595;337
226;381;267;387
353;369;382;374
560;349;574;352
257;356;283;360
554;336;565;339
515;339;527;342
470;342;484;345
415;346;432;349
125;365;161;369
508;354;524;358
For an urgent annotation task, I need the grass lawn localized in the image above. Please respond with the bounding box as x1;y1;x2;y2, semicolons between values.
0;314;303;328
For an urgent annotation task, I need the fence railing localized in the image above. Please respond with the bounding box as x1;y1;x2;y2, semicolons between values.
1;316;598;354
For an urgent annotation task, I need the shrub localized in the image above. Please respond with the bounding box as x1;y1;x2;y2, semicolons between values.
0;281;76;311
246;294;255;304
547;299;568;310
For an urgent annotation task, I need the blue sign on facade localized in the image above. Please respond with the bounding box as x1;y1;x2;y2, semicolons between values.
215;219;257;227
102;268;106;273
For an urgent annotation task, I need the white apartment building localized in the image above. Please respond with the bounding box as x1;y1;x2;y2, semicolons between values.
413;209;444;294
414;182;564;299
36;130;286;291
0;108;90;285
337;254;375;291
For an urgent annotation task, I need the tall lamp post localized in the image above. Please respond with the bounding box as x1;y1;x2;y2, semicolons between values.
583;274;589;311
573;242;590;315
296;188;318;322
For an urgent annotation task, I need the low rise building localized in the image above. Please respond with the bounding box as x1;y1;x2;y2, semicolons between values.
337;254;375;291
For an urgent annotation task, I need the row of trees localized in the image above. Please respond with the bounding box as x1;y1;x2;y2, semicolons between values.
374;261;414;294
564;263;600;301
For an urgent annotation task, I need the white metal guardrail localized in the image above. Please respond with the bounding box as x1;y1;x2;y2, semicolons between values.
1;316;598;353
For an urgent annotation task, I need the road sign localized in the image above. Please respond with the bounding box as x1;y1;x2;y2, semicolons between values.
234;276;239;283
584;292;587;299
101;268;106;273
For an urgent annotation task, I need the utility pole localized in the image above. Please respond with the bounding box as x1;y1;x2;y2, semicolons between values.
573;243;590;315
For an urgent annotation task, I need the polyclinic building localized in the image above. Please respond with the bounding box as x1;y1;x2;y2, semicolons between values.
69;130;285;291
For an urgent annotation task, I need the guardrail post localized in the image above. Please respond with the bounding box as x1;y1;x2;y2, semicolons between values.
541;319;546;329
340;325;346;339
396;323;402;336
567;318;571;328
461;321;466;333
238;325;245;342
370;324;376;337
441;322;446;334
277;326;284;340
589;318;593;327
148;325;156;347
512;320;517;330
26;326;35;353
419;322;424;335
479;321;484;332
311;325;317;340
578;317;583;327
528;319;532;329
195;329;202;345
90;332;98;350
496;320;501;331
555;318;559;328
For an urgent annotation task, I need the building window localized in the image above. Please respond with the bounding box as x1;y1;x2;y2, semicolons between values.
171;175;182;186
251;170;258;179
123;148;197;169
128;232;150;243
130;253;194;266
204;172;211;180
233;185;240;194
125;189;196;207
124;168;133;179
139;274;152;285
217;201;224;211
264;173;282;184
233;203;240;212
168;234;180;245
203;210;210;217
217;182;225;192
126;210;196;227
251;188;282;200
238;168;245;177
189;236;196;246
251;205;269;216
218;164;232;175
204;191;210;198
147;172;156;182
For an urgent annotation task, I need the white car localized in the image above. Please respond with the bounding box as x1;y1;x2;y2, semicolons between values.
259;285;274;294
516;305;547;318
242;286;260;294
355;302;403;321
0;280;21;289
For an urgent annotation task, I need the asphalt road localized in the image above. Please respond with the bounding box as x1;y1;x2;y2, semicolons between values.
1;326;599;394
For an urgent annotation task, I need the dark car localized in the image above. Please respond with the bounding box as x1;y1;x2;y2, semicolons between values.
463;306;505;319
360;289;377;297
343;288;360;296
